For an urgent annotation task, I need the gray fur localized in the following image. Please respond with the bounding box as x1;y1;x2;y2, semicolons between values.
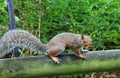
0;30;92;59
0;30;45;57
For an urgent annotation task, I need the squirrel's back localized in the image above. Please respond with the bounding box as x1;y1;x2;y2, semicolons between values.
48;33;76;42
0;30;45;57
46;32;91;49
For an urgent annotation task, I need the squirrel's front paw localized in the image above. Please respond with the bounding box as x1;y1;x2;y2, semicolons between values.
54;60;60;64
80;50;89;54
81;56;86;60
76;54;86;60
55;58;62;64
82;49;89;52
50;56;61;64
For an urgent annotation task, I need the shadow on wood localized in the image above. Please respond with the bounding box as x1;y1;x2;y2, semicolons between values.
0;49;120;78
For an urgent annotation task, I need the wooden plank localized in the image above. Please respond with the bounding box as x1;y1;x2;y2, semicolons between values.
0;49;120;78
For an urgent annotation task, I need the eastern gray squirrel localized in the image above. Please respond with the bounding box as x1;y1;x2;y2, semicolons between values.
0;30;92;63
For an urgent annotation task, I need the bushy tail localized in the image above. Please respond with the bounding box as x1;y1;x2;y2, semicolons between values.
0;30;45;57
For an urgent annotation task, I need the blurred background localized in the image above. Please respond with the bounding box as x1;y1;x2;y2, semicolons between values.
0;0;120;77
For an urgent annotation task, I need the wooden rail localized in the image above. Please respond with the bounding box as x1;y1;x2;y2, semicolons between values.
0;49;120;78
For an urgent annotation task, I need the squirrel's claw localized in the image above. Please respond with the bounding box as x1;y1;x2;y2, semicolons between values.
81;56;86;60
55;60;60;64
81;55;86;60
50;56;61;64
76;54;86;60
54;58;62;64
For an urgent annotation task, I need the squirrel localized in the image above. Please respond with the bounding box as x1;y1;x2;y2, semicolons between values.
0;30;92;63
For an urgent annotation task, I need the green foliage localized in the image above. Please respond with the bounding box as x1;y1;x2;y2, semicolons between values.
0;0;120;50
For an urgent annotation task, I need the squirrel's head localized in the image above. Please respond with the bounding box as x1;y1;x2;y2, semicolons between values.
81;34;92;50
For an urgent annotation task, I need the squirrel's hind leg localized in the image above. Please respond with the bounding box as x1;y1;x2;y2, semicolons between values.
48;46;65;64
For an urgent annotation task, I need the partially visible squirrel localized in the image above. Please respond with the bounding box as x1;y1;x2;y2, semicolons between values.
0;30;92;63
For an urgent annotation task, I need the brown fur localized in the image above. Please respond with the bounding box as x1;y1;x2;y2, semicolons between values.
45;33;92;63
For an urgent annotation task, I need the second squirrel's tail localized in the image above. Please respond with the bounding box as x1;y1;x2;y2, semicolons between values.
0;30;45;57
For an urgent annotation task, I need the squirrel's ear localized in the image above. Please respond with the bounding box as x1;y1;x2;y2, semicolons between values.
81;34;84;40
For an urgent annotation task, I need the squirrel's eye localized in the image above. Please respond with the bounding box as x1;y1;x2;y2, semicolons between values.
83;41;86;43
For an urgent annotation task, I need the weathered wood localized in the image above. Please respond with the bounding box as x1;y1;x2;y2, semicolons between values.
0;49;120;78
